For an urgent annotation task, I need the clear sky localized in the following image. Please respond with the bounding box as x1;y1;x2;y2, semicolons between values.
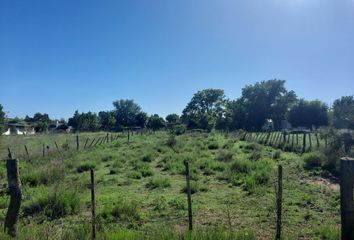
0;0;353;120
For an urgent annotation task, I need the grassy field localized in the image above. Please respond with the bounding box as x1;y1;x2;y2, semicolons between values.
0;131;340;239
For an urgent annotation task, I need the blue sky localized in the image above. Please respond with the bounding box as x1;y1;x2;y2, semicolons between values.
0;0;353;120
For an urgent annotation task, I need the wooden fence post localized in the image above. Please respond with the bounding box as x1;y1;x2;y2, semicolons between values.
275;165;283;240
106;133;109;143
296;133;299;146
42;144;45;157
90;169;96;240
84;138;89;149
315;130;320;149
4;156;22;237
340;157;354;240
308;132;312;150
24;145;29;158
55;141;59;151
302;133;307;153
128;130;130;143
89;138;96;148
76;135;80;151
184;161;193;231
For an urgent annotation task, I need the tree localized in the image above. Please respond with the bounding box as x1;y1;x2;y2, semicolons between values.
332;96;354;129
0;104;5;133
165;114;180;125
181;89;226;130
135;112;148;128
231;79;297;130
33;113;50;123
147;114;166;131
68;111;100;132
288;99;329;128
98;111;116;131
113;99;143;128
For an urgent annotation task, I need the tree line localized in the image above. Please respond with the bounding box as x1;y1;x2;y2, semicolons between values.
0;79;353;133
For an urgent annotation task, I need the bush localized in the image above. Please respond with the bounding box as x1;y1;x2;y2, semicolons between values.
273;150;281;160
127;171;142;179
215;150;233;162
181;181;207;194
166;135;177;148
141;153;154;162
169;124;187;135
77;162;96;173
208;141;219;150
101;198;141;223
146;176;171;189
22;164;65;187
303;151;326;170
242;143;262;153
230;159;252;174
23;188;81;219
134;162;154;177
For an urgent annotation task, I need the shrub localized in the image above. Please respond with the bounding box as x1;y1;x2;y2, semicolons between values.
22;164;65;187
215;150;233;162
242;143;262;153
23;188;81;219
303;151;326;170
168;197;186;210
222;140;235;149
230;159;252;174
102;198;141;223
134;162;154;177
208;141;219;150
77;162;96;173
172;124;187;135
166;135;177;148
146;176;171;189
181;181;207;194
141;153;154;162
127;171;142;179
249;151;261;161
273;150;281;160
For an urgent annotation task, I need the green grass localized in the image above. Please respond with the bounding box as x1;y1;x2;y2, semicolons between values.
0;131;341;239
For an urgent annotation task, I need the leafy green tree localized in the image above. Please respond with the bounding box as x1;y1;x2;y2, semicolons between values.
147;114;166;131
68;111;100;131
288;99;329;128
113;99;143;128
332;95;354;129
230;80;297;130
0;104;5;133
33;112;51;123
98;111;116;131
181;89;226;130
135;112;148;128
165;114;180;125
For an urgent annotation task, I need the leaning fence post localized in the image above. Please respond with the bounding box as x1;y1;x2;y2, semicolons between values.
340;157;354;240
84;138;89;149
55;141;59;151
184;161;193;231
4;155;22;237
24;145;29;158
275;164;283;240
